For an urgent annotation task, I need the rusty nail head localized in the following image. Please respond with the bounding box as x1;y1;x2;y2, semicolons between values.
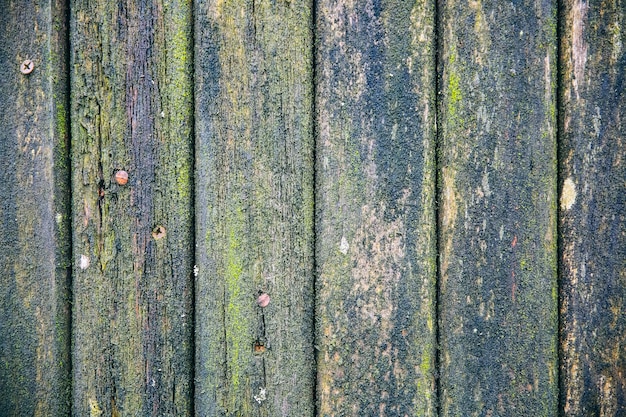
114;170;128;185
256;293;270;308
20;60;34;75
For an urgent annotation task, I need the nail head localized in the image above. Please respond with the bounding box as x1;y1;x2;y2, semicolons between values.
152;225;166;240
20;60;34;75
256;293;270;308
114;170;128;185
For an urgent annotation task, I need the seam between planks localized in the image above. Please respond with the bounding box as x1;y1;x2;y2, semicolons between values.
190;0;197;413
434;0;442;414
312;0;320;415
555;1;564;415
63;0;73;412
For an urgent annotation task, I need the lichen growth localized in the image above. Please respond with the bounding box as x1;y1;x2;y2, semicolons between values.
89;398;103;417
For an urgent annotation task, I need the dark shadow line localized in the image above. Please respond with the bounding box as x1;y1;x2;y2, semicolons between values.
434;0;443;415
63;0;73;414
311;0;319;415
555;0;564;415
190;1;197;415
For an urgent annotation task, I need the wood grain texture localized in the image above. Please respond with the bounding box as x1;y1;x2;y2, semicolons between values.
559;0;626;415
70;0;194;415
438;0;559;415
0;1;71;415
315;0;437;415
194;0;315;415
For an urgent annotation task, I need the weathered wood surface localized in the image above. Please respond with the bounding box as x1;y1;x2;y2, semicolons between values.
70;0;194;415
315;0;437;414
438;0;559;415
0;1;624;415
559;0;626;415
0;1;71;415
194;0;316;415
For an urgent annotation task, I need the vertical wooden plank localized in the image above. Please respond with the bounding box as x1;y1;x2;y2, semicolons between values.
0;1;71;415
438;0;559;415
315;0;437;414
194;0;315;415
70;0;194;415
560;0;626;414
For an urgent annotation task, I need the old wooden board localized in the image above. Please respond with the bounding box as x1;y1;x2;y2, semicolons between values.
70;0;194;415
315;0;437;414
194;0;316;415
438;0;559;415
0;0;71;415
559;0;626;415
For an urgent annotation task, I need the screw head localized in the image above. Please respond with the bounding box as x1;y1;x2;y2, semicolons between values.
256;293;270;308
20;60;34;75
114;170;128;185
152;225;166;240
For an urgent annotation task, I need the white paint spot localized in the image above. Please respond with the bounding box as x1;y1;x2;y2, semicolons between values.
193;265;199;277
55;213;63;224
561;178;577;211
339;236;349;255
482;171;492;197
79;254;90;270
499;224;505;240
253;387;267;404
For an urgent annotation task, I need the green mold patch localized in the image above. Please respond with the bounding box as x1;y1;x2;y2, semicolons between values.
224;210;246;392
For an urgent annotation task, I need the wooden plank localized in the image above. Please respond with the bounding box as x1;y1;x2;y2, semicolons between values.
438;0;559;415
70;1;194;415
0;1;71;415
315;0;437;414
559;0;626;414
194;0;315;415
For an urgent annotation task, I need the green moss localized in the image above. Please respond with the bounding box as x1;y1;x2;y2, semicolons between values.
449;72;461;111
149;0;194;209
419;344;432;376
225;209;246;391
520;258;527;270
447;51;463;127
55;102;68;141
175;156;192;200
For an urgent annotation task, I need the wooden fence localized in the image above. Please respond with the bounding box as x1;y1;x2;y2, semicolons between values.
0;0;624;415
